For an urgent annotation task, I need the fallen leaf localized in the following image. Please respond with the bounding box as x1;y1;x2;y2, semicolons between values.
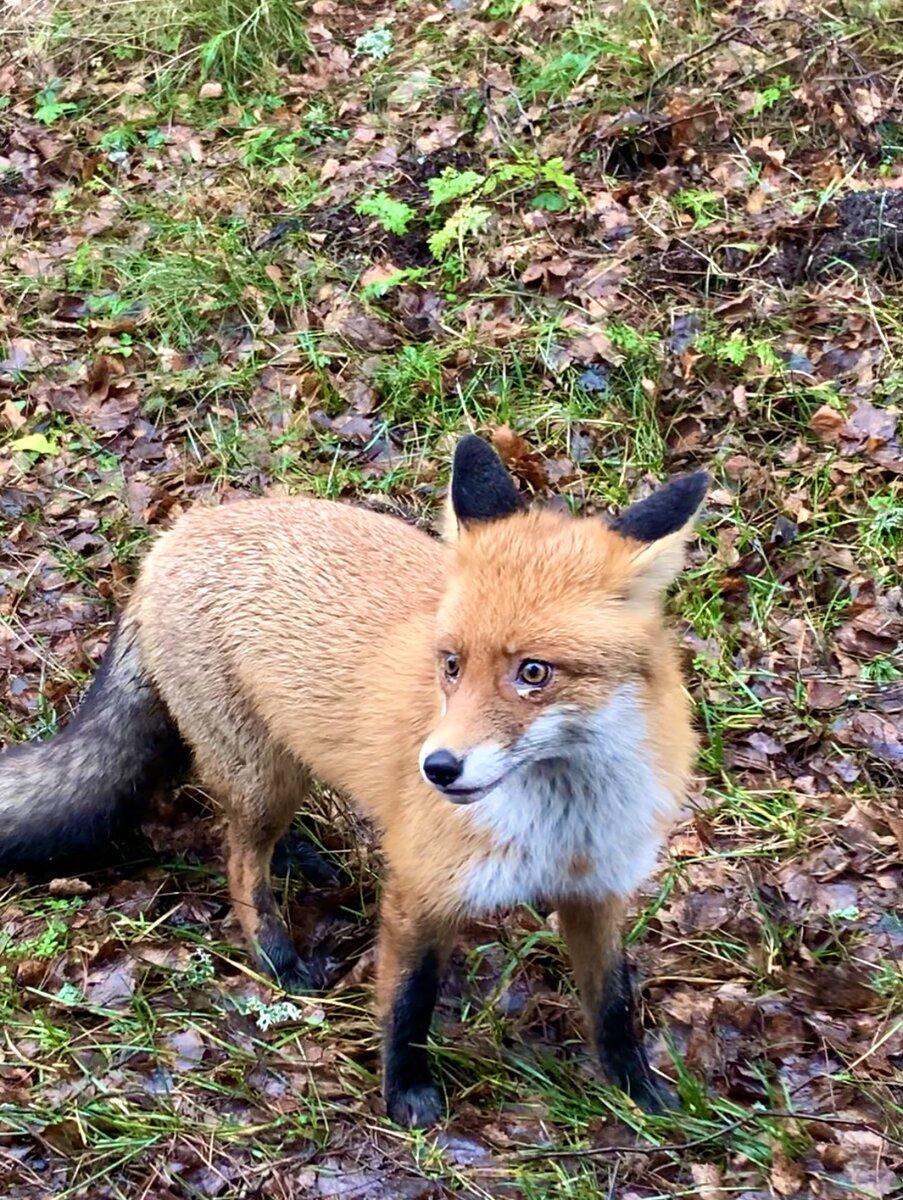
810;405;845;442
806;679;850;710
2;399;27;429
851;85;885;126
166;1028;206;1072
48;877;92;897
689;1163;726;1200
770;1148;806;1197
11;432;59;456
83;956;137;1008
322;298;397;350
833;711;903;762
492;425;550;490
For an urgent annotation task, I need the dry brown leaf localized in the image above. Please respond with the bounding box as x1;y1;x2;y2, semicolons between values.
851;85;885;126
492;425;550;490
48;877;92;897
83;955;137;1008
810;404;845;442
689;1163;726;1200
2;398;26;429
322;298;397;350
770;1148;806;1197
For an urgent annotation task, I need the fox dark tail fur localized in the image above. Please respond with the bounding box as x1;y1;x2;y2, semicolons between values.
0;612;183;873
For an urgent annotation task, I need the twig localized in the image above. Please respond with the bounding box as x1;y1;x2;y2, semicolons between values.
512;1107;903;1162
643;18;768;99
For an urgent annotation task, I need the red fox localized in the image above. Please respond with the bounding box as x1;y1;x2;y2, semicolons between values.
0;435;707;1127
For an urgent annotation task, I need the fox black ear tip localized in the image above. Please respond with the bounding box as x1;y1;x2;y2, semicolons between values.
664;469;711;523
451;432;523;524
610;467;711;543
683;469;711;504
454;434;495;466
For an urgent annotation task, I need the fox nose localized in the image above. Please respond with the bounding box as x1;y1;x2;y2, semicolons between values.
422;749;463;788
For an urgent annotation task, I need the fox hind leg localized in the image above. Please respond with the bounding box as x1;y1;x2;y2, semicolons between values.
147;642;321;991
271;825;344;889
225;812;314;993
194;741;315;993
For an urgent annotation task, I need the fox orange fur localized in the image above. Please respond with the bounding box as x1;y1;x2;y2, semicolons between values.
0;435;708;1126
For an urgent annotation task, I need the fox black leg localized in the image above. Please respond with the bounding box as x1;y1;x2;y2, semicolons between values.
557;897;674;1114
271;827;344;889
384;947;443;1127
595;954;672;1112
250;881;316;993
378;885;450;1128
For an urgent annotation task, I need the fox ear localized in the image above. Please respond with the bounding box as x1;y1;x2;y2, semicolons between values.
612;471;710;544
612;471;709;598
449;435;524;531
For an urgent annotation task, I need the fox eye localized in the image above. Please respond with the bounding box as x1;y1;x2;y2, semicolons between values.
517;660;553;688
443;653;460;681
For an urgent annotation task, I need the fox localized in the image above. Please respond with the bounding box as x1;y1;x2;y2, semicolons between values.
0;434;708;1127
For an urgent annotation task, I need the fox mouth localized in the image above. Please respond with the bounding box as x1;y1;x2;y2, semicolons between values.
437;772;511;804
433;744;569;802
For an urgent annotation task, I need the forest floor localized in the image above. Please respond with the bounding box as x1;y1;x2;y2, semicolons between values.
2;0;903;1196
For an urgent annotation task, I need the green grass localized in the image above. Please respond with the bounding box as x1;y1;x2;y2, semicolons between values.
17;0;310;106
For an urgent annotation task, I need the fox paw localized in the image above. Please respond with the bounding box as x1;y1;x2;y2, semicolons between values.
622;1073;679;1115
386;1082;444;1129
274;960;318;995
256;943;318;995
271;830;344;888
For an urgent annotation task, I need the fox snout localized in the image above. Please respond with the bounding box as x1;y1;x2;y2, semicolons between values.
421;749;463;788
418;741;511;802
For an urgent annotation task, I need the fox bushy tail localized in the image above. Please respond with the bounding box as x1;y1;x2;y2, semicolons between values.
0;611;184;872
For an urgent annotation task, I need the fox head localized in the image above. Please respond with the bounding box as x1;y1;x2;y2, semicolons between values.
419;435;708;801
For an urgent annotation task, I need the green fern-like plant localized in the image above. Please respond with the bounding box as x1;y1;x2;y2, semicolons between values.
356;192;417;236
426;167;486;208
428;204;491;258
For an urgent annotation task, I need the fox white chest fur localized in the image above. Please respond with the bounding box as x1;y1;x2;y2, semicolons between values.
456;688;674;912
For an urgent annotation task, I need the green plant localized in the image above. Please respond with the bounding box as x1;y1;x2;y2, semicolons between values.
359;266;427;301
428;203;492;258
183;948;216;987
426;169;486;207
353;24;393;60
860;655;902;683
749;75;794;117
355;192;417;236
0;900;83;961
242;106;346;166
33;81;78;125
861;492;903;565
519;27;645;102
527;49;598;99
872;959;903;1002
695;327;782;372
424;158;585;259
192;0;309;86
29;0;310;101
673;188;723;230
238;994;304;1030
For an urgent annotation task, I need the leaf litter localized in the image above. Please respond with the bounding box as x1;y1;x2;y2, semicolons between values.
2;0;903;1196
